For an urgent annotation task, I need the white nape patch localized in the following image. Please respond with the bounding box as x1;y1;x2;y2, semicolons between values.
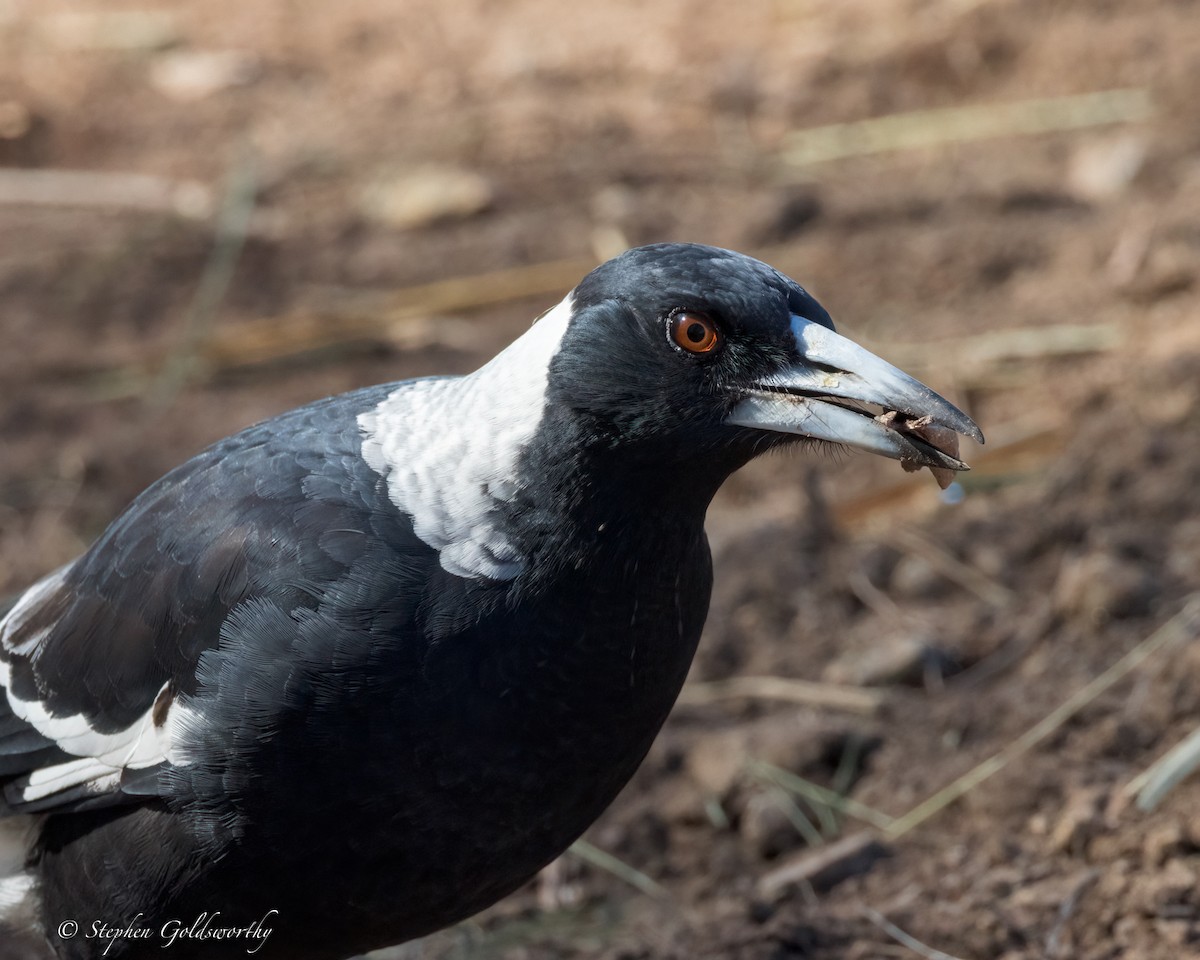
359;293;575;580
0;815;42;925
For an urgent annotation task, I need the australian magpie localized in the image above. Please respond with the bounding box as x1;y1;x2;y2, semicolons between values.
0;243;981;959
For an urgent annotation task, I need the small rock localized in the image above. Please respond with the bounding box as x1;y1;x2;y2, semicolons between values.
591;184;638;225
1054;550;1158;623
1111;912;1144;948
1050;787;1106;857
1123;240;1196;303
823;633;950;687
749;716;862;775
0;100;32;140
358;166;493;230
536;856;583;911
710;57;759;115
686;729;749;797
1154;917;1194;947
685;716;861;796
1095;859;1133;902
1132;859;1197;916
1183;813;1200;850
655;782;709;826
1067;134;1147;201
740;793;798;859
889;553;944;598
1167;519;1200;584
0;100;50;166
150;50;259;102
1143;821;1187;867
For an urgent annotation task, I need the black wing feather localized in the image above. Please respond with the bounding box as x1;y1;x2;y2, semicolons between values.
0;383;411;814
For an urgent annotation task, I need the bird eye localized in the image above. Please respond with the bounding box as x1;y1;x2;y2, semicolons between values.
668;312;720;355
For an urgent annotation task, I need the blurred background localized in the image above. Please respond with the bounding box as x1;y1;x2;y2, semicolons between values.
2;0;1199;957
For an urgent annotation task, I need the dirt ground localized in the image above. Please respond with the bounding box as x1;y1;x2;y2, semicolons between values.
2;0;1200;958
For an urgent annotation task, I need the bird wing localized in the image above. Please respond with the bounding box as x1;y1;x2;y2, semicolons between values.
0;387;408;815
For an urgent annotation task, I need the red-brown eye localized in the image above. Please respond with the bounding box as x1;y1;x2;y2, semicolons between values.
668;312;720;354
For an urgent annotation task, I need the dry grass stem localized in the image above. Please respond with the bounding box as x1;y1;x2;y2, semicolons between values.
679;676;885;715
782;89;1152;167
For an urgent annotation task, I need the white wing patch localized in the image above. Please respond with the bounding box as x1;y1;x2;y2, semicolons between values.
0;565;67;657
359;293;574;580
0;570;200;814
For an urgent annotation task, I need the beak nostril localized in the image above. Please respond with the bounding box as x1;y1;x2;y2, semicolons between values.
807;360;844;375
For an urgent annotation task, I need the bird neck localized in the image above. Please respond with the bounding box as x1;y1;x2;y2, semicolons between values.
502;407;727;580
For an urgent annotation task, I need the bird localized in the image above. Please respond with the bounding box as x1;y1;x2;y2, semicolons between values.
0;243;981;959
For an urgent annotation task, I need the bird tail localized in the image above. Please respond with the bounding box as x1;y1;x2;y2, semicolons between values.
0;590;46;936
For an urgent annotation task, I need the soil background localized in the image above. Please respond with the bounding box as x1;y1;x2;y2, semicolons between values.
2;1;1200;958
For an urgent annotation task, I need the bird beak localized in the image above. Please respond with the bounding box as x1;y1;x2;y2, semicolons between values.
726;316;984;472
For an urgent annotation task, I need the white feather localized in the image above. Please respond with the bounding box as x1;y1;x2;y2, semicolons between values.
0;816;42;924
0;566;68;657
0;578;201;816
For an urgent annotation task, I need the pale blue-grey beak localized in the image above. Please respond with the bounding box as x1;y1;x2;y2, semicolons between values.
727;316;983;471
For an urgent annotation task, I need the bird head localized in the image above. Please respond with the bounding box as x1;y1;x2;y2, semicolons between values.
541;243;982;484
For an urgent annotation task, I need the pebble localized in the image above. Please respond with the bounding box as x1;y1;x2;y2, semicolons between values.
1142;820;1187;867
1053;549;1157;623
150;50;260;102
889;553;944;598
1049;786;1106;857
740;792;798;859
823;633;949;687
1067;134;1147;200
686;729;749;797
358;166;493;229
1131;859;1197;915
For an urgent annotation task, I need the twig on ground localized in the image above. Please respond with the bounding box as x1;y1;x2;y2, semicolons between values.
1127;725;1200;811
702;793;730;831
148;142;258;408
830;734;869;811
75;256;599;398
0;168;211;217
567;839;668;901
678;676;885;715
767;785;825;847
1107;217;1157;287
878;323;1124;376
883;526;1015;608
847;567;915;623
884;596;1200;840
1045;869;1100;958
781;88;1151;167
748;759;894;832
862;907;968;960
758;833;889;900
949;598;1051;691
